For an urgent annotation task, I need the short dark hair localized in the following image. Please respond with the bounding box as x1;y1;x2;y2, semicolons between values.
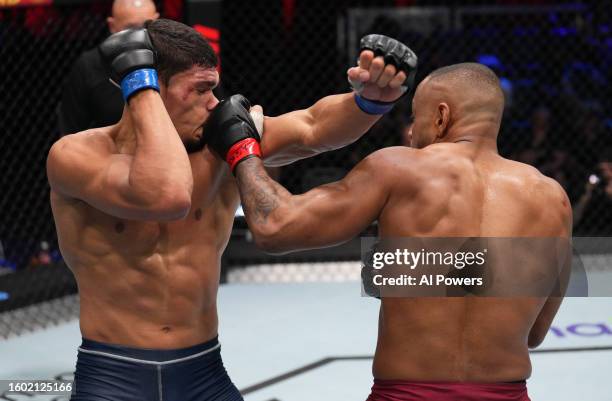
144;19;218;83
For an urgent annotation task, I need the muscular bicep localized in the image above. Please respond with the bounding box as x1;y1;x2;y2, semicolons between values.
47;137;176;220
286;182;382;247
258;93;378;167
259;110;317;167
257;154;390;253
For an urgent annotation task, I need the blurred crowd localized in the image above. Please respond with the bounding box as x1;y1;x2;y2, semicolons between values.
316;4;612;236
0;0;610;271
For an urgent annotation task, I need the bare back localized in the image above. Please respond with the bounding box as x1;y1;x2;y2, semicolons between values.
374;143;571;381
50;129;239;349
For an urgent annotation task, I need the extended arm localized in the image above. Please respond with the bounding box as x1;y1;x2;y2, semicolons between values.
260;91;381;166
233;152;391;253
260;36;417;166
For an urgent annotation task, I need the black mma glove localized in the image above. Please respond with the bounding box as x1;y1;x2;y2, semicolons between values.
98;28;158;101
204;94;261;172
350;34;418;115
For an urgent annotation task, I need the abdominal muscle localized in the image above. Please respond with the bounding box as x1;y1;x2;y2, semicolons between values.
52;188;234;349
72;242;223;349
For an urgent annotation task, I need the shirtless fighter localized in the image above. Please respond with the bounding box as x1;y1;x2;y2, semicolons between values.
218;63;572;400
46;20;412;400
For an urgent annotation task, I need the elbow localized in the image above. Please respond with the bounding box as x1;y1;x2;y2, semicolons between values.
302;130;336;156
527;332;545;349
150;189;192;221
151;175;194;220
251;224;285;254
527;341;542;350
250;220;296;254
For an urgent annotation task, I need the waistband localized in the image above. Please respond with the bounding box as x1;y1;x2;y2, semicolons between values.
78;336;221;365
373;379;527;388
370;379;529;401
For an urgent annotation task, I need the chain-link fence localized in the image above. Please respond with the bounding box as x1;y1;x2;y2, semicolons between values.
220;0;611;282
0;2;110;272
222;0;611;228
0;1;610;317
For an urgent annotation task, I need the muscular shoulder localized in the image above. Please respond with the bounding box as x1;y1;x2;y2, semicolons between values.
362;145;467;190
506;160;572;235
50;130;114;160
533;171;572;234
508;159;568;202
358;147;420;186
47;131;115;190
363;146;423;174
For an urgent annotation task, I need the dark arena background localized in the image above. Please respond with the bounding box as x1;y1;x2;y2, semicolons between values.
0;1;611;400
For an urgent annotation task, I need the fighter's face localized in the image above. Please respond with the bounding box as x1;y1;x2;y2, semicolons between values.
160;66;219;153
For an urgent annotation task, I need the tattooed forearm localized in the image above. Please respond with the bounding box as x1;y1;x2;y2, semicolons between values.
235;158;289;225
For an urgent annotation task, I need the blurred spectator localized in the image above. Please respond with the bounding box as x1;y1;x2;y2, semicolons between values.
515;106;553;168
573;150;612;235
57;0;159;135
561;62;607;106
572;108;610;170
29;241;52;267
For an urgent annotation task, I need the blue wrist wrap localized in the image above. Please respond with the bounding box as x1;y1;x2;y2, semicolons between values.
121;68;159;101
354;93;395;115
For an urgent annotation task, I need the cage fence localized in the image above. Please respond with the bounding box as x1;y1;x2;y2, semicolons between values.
0;0;610;325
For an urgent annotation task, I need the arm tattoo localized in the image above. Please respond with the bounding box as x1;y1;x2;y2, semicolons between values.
235;158;284;224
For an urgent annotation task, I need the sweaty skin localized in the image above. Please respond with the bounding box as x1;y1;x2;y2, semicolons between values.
234;64;572;382
47;52;406;349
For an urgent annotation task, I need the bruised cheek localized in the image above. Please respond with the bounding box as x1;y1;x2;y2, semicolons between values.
173;90;198;122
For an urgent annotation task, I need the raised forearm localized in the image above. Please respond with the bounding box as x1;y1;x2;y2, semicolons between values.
234;158;292;249
234;157;339;254
98;28;193;206
128;91;193;202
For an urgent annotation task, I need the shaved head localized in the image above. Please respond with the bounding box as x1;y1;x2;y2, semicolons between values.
429;63;502;93
108;0;159;33
409;63;505;149
427;62;504;114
